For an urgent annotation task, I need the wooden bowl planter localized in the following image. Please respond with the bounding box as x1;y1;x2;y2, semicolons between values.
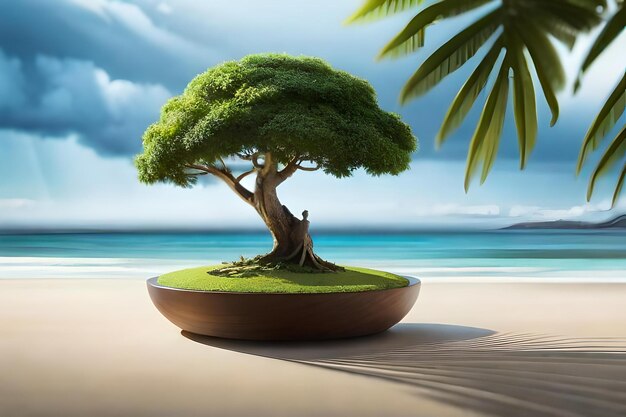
147;276;420;341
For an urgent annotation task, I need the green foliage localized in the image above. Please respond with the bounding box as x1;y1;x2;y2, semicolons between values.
157;265;409;293
350;0;606;190
465;62;509;190
579;3;626;75
346;0;426;23
587;125;626;206
136;54;416;187
377;0;493;59
578;74;626;173
576;3;626;206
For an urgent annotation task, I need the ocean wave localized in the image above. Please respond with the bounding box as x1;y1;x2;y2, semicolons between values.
1;257;625;282
0;257;203;279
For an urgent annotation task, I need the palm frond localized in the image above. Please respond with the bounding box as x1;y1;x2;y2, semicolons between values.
400;9;500;102
378;0;494;59
530;14;579;49
580;4;626;74
587;125;626;201
567;0;608;8
611;164;626;207
577;72;626;172
516;20;566;126
519;0;604;48
528;0;604;31
465;62;509;190
352;0;609;192
346;0;424;23
436;37;503;146
509;33;538;169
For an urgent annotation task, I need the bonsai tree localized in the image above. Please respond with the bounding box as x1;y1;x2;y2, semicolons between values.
136;54;416;271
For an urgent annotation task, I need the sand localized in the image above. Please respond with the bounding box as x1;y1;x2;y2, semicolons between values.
1;279;626;417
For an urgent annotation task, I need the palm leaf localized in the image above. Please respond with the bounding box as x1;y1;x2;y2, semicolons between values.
378;0;494;59
480;69;510;183
346;0;424;23
436;37;503;146
509;32;538;169
611;164;626;207
530;14;579;49
465;62;509;190
581;4;626;73
587;125;626;201
400;9;500;102
530;0;604;31
577;72;626;172
520;0;604;48
516;20;566;126
526;0;607;10
350;0;607;191
565;0;608;8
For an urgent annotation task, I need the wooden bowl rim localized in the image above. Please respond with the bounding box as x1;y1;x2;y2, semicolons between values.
147;275;420;295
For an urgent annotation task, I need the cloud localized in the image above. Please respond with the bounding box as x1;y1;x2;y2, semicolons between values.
0;54;26;111
68;0;188;54
0;50;171;156
508;202;614;220
156;2;172;14
415;204;501;217
0;0;622;167
0;199;35;209
0;0;215;90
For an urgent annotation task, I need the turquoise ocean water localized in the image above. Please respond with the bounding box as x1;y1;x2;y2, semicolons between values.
0;230;625;281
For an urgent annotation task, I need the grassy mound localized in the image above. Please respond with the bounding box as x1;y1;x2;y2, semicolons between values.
157;265;408;293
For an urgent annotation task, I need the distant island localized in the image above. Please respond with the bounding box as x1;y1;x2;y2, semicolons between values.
504;214;626;230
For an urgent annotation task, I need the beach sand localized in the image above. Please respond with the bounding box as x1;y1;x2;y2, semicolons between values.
1;279;625;417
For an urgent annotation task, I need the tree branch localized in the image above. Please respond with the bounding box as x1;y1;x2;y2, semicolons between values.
275;156;320;185
251;152;263;169
236;168;257;183
184;163;255;205
261;152;276;175
296;163;320;171
185;163;215;173
236;151;264;169
276;156;300;185
217;156;228;171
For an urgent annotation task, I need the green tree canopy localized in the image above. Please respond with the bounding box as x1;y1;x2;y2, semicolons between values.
136;54;416;187
136;54;416;270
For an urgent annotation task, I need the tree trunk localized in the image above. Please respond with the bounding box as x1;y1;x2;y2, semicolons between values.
253;164;339;271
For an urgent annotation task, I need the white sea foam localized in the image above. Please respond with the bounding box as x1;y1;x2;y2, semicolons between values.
1;256;625;282
0;257;207;279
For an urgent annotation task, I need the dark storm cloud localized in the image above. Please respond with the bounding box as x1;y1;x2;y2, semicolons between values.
0;0;217;156
0;50;170;156
0;0;215;91
0;0;600;164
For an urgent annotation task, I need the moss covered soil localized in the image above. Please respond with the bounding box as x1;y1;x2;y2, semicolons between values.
157;265;408;294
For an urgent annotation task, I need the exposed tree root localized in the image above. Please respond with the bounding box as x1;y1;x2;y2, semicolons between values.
210;195;343;277
208;249;343;278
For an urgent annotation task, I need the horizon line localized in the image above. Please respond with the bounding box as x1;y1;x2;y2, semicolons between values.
0;225;506;235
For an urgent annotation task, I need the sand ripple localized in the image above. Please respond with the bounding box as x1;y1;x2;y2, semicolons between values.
302;333;626;417
189;325;626;417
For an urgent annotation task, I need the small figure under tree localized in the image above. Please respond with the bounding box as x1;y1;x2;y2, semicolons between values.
136;54;416;271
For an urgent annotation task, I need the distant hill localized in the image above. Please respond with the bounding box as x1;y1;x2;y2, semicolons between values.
503;214;626;230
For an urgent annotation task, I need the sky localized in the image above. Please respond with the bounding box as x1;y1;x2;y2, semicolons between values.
0;0;624;230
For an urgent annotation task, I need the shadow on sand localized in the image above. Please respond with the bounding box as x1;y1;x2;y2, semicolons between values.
184;323;626;417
